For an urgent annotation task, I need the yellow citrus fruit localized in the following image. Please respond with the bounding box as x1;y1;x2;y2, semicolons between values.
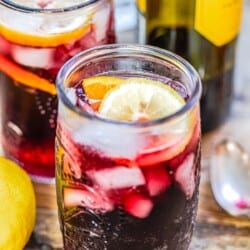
0;23;91;47
98;77;186;121
82;76;124;99
0;157;36;250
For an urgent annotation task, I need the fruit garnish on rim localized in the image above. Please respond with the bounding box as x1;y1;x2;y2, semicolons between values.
96;77;195;164
82;76;124;99
98;77;186;121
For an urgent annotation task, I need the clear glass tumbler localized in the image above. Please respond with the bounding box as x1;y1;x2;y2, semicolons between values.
56;44;202;250
0;0;115;182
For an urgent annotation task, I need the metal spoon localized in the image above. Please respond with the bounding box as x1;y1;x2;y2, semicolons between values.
210;139;250;218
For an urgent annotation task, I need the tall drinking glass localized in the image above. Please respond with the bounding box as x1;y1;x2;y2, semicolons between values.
0;0;115;182
56;44;202;249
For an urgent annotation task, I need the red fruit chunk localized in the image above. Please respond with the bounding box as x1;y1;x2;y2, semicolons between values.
64;186;114;212
123;192;153;219
53;45;71;67
174;153;195;199
77;27;97;50
143;165;171;196
114;157;135;167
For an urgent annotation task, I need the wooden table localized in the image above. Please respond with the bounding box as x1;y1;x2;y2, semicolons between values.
1;1;250;249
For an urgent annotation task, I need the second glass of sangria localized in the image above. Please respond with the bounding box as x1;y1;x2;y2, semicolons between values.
0;0;115;182
56;44;202;249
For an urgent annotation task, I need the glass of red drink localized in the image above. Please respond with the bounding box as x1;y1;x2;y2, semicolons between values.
56;44;202;249
0;0;115;182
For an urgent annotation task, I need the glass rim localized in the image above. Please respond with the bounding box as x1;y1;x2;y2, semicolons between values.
56;44;202;128
0;0;98;13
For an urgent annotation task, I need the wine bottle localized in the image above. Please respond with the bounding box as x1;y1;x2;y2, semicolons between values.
137;0;243;132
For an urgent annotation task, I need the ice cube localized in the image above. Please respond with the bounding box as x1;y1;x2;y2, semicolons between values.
93;3;110;41
175;153;195;199
72;121;146;159
64;185;114;212
11;45;54;68
0;2;90;37
65;87;77;106
40;15;89;35
0;9;44;34
88;166;145;190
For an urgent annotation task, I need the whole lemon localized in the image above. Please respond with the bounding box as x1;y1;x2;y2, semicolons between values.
0;157;36;250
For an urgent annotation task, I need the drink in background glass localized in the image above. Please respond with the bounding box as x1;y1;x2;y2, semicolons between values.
56;44;202;249
0;0;115;182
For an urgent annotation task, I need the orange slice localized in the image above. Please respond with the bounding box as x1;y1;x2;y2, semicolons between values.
136;110;197;167
136;126;194;167
0;23;92;47
82;76;124;99
0;54;56;95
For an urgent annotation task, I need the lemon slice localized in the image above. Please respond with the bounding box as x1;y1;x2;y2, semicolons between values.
83;76;124;99
0;23;91;47
98;78;185;121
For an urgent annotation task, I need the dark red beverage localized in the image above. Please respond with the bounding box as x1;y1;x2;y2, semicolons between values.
55;44;202;249
0;0;115;182
56;117;200;250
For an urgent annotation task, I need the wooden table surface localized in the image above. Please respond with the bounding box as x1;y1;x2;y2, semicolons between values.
1;1;250;249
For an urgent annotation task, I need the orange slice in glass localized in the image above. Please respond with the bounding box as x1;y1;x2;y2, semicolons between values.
0;54;56;95
0;23;92;47
82;76;124;99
